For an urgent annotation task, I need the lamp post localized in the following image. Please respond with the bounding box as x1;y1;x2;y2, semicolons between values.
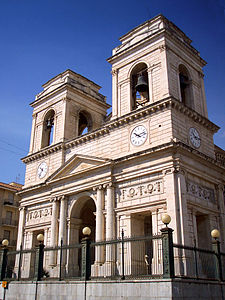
160;214;175;278
34;234;45;281
81;227;91;280
0;239;9;280
211;229;223;281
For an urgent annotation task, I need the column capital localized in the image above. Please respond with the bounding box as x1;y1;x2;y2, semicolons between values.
162;166;186;176
111;69;118;76
93;184;105;191
103;182;114;189
216;184;224;192
19;206;26;212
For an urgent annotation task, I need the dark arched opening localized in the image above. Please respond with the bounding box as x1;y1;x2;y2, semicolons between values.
41;110;55;148
130;63;149;110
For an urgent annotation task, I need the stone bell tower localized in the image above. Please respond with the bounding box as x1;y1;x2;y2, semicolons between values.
24;69;110;186
108;14;208;118
108;14;216;158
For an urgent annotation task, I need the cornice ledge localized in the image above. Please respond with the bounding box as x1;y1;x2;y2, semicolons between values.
170;98;219;133
175;141;225;169
65;98;172;150
21;142;64;163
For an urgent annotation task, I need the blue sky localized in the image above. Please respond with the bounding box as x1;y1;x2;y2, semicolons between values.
0;0;225;184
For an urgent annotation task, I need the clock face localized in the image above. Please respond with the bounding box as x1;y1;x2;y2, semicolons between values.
37;162;48;179
130;125;148;146
189;127;201;148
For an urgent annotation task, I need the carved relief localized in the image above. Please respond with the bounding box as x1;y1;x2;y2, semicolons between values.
187;181;215;203
26;207;52;224
120;180;163;201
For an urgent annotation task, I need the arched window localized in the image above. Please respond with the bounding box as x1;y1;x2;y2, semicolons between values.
130;63;149;110
41;110;55;148
78;111;92;136
178;65;193;108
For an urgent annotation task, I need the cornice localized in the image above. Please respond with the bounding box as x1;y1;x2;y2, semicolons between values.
22;97;219;164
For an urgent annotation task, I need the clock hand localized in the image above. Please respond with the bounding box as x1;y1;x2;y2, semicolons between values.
139;131;146;136
134;133;141;137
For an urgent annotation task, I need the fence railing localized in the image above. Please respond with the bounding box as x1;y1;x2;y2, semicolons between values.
0;227;224;282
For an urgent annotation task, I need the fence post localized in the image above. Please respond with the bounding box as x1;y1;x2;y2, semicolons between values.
34;242;45;281
0;247;8;280
160;227;175;278
212;240;223;281
121;229;125;280
81;237;91;280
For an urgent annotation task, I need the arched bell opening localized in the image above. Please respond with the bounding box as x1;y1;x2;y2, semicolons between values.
41;109;55;148
178;64;193;109
78;110;92;136
67;196;96;276
130;63;149;111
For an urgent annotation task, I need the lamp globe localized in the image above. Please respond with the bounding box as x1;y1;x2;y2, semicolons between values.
2;239;9;246
211;229;220;240
161;214;171;226
82;227;91;236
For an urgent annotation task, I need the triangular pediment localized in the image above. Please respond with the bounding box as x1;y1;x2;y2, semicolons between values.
46;154;111;182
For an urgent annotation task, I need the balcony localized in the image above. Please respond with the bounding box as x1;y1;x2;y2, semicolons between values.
0;218;18;227
3;200;19;208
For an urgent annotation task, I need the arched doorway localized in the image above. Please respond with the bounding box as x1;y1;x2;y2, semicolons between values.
67;195;96;276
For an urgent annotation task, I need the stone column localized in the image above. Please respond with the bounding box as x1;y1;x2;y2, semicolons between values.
58;195;67;245
14;207;26;277
111;69;118;119
57;195;67;274
163;168;181;244
176;169;189;246
151;209;163;275
16;207;26;250
160;45;170;99
104;184;115;275
105;183;115;241
147;68;153;103
94;185;105;264
29;113;37;153
49;197;59;266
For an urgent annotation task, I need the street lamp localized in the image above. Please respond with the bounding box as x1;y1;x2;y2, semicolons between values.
211;229;220;240
82;227;91;236
161;214;171;227
1;239;9;247
37;233;44;243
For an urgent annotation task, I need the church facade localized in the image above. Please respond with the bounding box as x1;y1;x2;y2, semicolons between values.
17;15;225;277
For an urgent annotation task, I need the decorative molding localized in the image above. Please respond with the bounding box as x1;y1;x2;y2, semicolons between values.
120;179;163;202
21;97;219;166
111;69;118;76
187;181;215;203
26;207;52;222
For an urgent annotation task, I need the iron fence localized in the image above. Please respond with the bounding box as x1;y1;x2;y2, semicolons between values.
0;228;225;282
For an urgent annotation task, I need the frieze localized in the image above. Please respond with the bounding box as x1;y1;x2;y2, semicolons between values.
26;207;52;223
187;181;215;203
120;180;163;201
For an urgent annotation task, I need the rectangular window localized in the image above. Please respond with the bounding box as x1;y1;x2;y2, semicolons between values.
3;230;10;241
5;211;12;225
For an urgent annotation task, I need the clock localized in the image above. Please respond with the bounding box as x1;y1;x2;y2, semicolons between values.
189;127;201;148
130;125;147;146
37;162;48;179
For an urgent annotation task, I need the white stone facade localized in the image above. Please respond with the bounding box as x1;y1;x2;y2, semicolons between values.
17;15;225;278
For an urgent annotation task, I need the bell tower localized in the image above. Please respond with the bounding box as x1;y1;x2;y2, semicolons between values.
108;14;208;119
28;69;110;155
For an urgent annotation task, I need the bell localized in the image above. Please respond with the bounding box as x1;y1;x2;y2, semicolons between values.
46;118;53;129
179;74;189;86
135;74;148;93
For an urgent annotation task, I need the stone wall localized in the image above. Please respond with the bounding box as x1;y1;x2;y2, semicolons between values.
0;279;224;300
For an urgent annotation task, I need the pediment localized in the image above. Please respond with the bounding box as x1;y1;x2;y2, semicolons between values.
47;154;111;182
